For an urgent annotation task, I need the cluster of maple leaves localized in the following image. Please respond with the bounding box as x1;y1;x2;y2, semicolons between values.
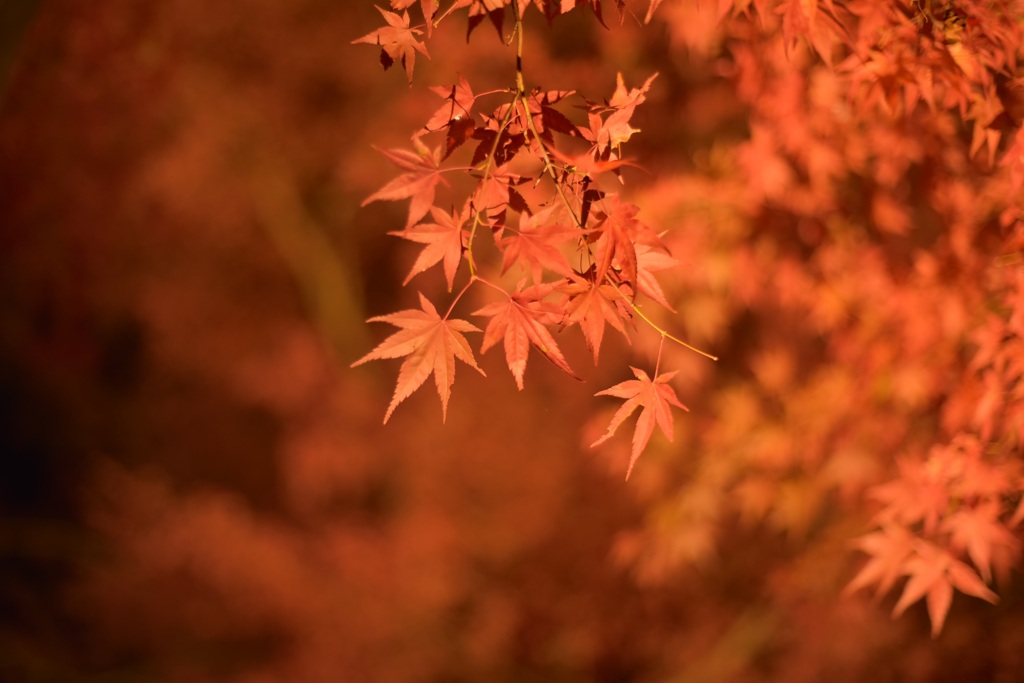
353;0;688;479
353;0;1024;636
642;0;1024;637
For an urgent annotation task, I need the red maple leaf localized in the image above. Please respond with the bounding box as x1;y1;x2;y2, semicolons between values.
351;292;485;423
844;525;916;599
560;0;613;27
389;0;440;35
389;205;468;291
472;164;531;234
352;8;430;83
471;112;527;167
516;0;566;21
583;73;657;156
521;88;581;146
362;137;446;229
891;541;998;638
561;273;632;363
941;503;1020;583
455;0;509;41
474;282;579;389
590;194;665;288
498;204;577;283
635;242;679;311
425;74;478;158
592;366;688;479
548;144;640;184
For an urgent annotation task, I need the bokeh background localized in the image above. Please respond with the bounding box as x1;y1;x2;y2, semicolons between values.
3;2;1024;682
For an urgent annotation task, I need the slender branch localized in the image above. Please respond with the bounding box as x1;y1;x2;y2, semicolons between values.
600;274;718;360
510;2;716;363
519;97;585;229
465;94;520;276
513;17;584;229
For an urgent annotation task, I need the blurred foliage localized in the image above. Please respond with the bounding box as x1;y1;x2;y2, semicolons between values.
1;2;1024;683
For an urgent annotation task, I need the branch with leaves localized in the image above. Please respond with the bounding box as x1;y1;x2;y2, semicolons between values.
355;0;1024;638
352;0;708;478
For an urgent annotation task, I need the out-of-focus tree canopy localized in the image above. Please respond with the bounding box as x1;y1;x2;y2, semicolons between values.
2;2;1023;682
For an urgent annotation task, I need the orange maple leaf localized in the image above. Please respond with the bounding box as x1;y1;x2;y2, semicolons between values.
389;205;468;291
845;525;916;599
892;541;997;638
425;74;478;157
584;73;658;157
941;504;1020;583
362;138;446;229
352;292;485;423
592;367;688;479
635;242;679;311
352;8;430;83
474;282;579;389
389;0;440;35
498;205;576;283
561;274;632;364
589;194;666;289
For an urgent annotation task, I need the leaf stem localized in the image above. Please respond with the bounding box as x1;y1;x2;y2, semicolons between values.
654;333;665;375
473;274;509;297
444;277;477;319
433;0;464;27
624;290;719;361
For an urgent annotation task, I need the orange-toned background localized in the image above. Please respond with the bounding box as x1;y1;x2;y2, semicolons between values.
2;2;1023;682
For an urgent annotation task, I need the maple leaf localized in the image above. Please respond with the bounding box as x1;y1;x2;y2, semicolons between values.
589;194;665;288
425;74;478;158
844;525;915;599
389;0;440;35
560;0;610;27
585;73;657;157
592;367;688;479
472;164;532;235
471;104;529;166
635;242;679;311
474;282;579;389
521;88;580;146
517;0;565;21
870;455;951;534
498;204;576;283
963;86;1005;166
389;205;468;291
892;541;998;637
561;273;632;363
362;137;446;229
352;8;430;84
548;144;641;184
455;0;508;40
941;503;1020;583
351;292;485;423
609;71;657;111
778;0;836;59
